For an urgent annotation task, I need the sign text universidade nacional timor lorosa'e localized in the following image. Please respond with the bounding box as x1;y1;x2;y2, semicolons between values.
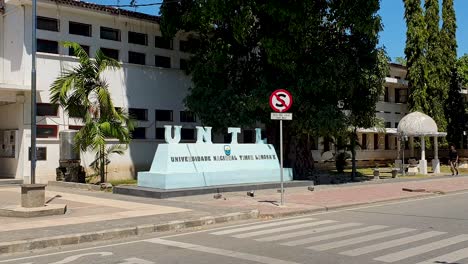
137;126;293;189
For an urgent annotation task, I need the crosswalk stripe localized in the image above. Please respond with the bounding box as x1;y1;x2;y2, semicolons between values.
146;238;302;264
374;234;468;263
232;220;337;239
256;223;363;242
414;246;468;264
281;225;388;247
308;228;416;251
210;218;315;235
340;231;446;256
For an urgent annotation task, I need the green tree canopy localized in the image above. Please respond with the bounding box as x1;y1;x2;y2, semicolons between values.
160;0;386;178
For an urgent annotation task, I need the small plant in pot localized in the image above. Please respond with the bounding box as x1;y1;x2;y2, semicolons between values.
373;163;380;177
388;163;399;178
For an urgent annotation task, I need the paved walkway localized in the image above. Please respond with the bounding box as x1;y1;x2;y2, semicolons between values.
1;175;468;253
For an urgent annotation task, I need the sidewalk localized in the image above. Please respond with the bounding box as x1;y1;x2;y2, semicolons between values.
1;175;468;254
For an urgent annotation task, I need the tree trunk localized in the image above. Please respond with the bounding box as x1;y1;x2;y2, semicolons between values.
351;128;358;181
100;145;105;183
293;134;314;181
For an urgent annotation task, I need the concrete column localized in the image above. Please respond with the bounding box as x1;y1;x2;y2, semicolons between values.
396;137;401;160
409;137;415;157
419;136;428;175
432;136;440;173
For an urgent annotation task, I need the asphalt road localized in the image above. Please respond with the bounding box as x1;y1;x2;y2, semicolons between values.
3;191;468;264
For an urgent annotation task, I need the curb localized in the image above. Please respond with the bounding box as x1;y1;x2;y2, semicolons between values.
0;210;259;255
258;192;443;219
48;181;101;191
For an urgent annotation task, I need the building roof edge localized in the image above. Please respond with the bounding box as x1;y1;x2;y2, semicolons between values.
45;0;160;23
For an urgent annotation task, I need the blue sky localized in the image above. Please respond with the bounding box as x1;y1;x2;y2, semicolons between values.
91;0;468;61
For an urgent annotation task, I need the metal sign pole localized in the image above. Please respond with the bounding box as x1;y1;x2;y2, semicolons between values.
31;0;37;184
280;119;284;206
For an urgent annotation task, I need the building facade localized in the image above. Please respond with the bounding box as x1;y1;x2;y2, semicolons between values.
0;0;465;183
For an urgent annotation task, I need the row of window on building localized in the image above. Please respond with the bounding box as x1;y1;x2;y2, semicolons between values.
36;16;192;69
379;87;408;103
35;103;196;139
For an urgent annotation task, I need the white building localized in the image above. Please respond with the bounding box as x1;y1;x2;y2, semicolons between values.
0;0;465;183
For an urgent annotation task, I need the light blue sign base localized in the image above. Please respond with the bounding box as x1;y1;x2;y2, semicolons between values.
138;143;293;189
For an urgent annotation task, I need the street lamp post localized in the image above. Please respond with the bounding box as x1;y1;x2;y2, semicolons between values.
31;0;37;184
401;134;408;177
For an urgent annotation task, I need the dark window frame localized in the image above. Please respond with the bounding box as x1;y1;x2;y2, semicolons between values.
37;39;59;54
180;111;196;123
395;88;408;104
37;125;58;138
37;16;59;32
128;51;146;65
69;21;92;37
100;26;121;41
155;36;173;50
69;45;90;57
155;127;166;140
128;31;148;46
37;103;59;117
100;48;119;60
155;110;173;122
68;125;83;131
155;55;171;68
131;127;147;139
181;128;196;141
129;108;148;121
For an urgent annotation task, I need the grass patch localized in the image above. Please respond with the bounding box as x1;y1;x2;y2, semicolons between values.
108;179;137;186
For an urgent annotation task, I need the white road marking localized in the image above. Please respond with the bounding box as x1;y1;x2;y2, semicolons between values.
374;234;468;262
211;217;315;235
146;238;301;264
340;230;445;256
256;222;363;242
414;246;468;264
281;225;388;246
307;228;415;251
232;220;337;239
50;252;113;264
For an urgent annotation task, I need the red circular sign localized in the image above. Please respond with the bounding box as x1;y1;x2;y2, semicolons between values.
269;89;293;113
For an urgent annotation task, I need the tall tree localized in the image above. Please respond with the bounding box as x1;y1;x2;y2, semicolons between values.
160;0;385;179
459;54;468;87
404;0;428;113
441;0;462;146
50;42;134;183
424;0;447;131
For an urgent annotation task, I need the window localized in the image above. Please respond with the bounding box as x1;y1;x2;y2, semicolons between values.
385;135;390;150
155;36;173;49
155;110;173;121
395;122;399;128
128;51;146;65
156;127;165;140
68;125;83;130
37;16;59;31
395;88;408;103
37;39;59;54
181;128;195;141
361;134;367;150
243;130;255;143
179;39;195;52
180;111;196;122
385;122;392;128
131;127;146;139
29;147;47;161
69;45;90;56
37;125;58;138
180;59;188;71
69;21;91;37
128;31;148;46
384;87;389;102
129;108;148;121
394;76;401;80
374;134;379;150
37;103;58;116
100;48;119;60
155;55;171;68
100;27;120;41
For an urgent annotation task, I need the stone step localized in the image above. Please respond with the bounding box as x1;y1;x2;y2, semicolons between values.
0;179;24;185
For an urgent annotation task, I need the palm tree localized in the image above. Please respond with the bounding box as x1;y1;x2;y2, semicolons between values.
50;42;134;183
